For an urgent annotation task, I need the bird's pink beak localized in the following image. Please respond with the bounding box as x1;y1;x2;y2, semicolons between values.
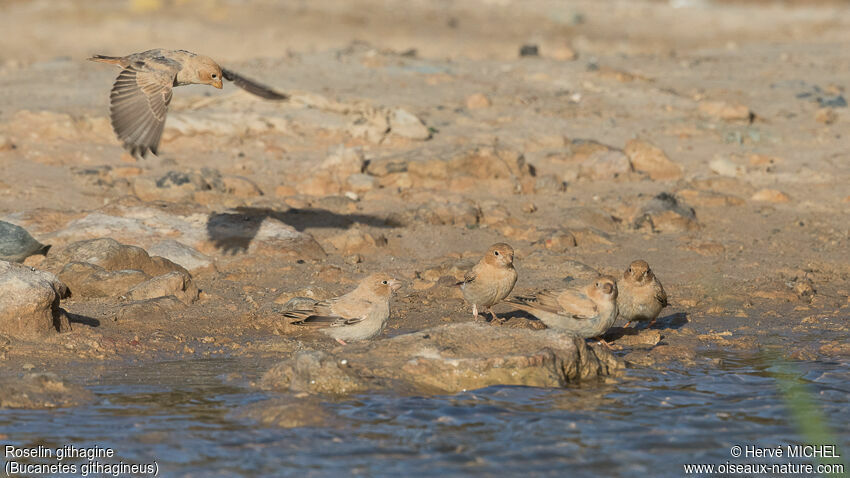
213;79;223;89
389;280;402;292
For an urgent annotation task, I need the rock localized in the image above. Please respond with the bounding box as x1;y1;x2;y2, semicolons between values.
0;221;50;263
115;296;186;323
320;145;366;179
624;139;682;180
280;297;319;311
560;259;601;284
345;173;379;193
698;101;753;121
0;373;93;409
326;227;377;254
347;108;390;143
452;147;533;184
366;159;408;177
541;231;578;252
709;157;747;177
465;93;491;109
633;193;699;233
239;398;330;428
0;135;15;151
58;262;150;298
519;44;540;57
546;43;577;61
204;211;326;258
389;108;431;140
404;199;481;226
274;185;297;197
221;176;263;197
534;174;567;193
261;323;621;395
47;238;188;277
571;228;614;246
408;159;450;181
578;149;633;181
147;240;214;273
122;271;199;304
815;107;837;125
133;168;224;202
751;189;790;203
676;189;745;207
0;261;69;338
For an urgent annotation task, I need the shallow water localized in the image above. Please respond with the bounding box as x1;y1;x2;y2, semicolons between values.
1;351;848;477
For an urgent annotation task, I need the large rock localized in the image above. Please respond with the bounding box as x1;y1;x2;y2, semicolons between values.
58;262;150;298
624;139;683;181
147;240;215;273
261;323;622;396
0;261;69;338
0;373;94;409
0;221;50;263
47;238;187;277
123;270;199;304
633;193;699;233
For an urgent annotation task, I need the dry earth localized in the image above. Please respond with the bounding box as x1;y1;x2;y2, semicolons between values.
0;0;848;400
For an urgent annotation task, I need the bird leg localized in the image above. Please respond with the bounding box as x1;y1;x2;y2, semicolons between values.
591;337;621;350
472;304;479;320
647;318;657;328
624;320;633;328
487;308;499;323
335;338;348;346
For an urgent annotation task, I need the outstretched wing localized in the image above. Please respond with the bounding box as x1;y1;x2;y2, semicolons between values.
222;68;289;100
109;61;175;157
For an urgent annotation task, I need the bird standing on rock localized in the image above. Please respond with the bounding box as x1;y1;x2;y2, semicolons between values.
89;49;288;158
506;275;619;347
457;243;518;321
617;260;667;328
285;273;402;345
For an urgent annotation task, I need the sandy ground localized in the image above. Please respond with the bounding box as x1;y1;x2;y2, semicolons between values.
0;0;849;381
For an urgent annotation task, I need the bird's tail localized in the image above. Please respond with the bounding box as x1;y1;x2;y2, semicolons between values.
88;54;123;65
504;296;537;309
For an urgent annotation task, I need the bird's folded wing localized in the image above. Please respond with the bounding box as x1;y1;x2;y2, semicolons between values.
656;288;668;307
507;290;562;314
109;62;175;157
285;311;364;327
555;289;598;319
222;68;289;100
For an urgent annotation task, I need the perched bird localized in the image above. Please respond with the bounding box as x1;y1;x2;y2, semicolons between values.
456;243;518;321
506;275;619;346
285;273;402;345
89;49;288;157
618;260;668;328
0;221;50;263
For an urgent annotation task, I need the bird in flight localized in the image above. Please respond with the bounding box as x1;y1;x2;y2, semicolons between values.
89;48;288;158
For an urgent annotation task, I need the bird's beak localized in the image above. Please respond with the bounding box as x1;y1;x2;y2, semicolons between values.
213;79;223;89
602;283;614;294
389;280;402;291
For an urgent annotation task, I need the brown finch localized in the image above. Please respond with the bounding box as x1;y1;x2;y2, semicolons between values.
89;49;287;157
285;273;401;345
457;243;518;321
617;260;667;328
507;275;619;346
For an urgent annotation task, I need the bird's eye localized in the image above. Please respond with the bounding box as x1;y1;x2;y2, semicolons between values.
211;73;218;79
382;280;388;285
494;251;500;256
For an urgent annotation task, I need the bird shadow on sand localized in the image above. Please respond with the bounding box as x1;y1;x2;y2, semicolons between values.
206;206;401;255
